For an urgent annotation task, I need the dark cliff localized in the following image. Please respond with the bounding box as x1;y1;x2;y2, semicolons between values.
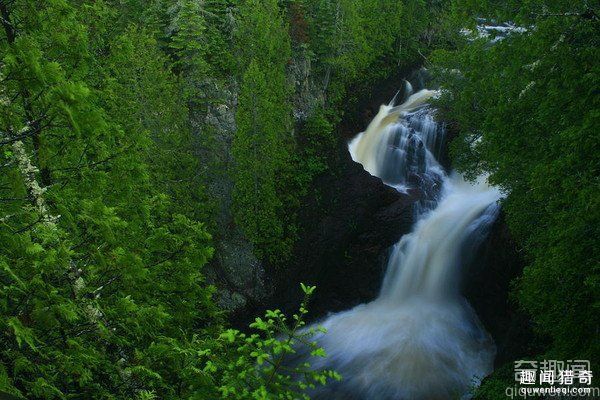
233;71;536;371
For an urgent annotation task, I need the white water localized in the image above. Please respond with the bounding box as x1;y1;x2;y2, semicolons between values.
303;85;501;399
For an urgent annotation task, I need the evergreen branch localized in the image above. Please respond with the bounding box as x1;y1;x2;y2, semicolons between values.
148;244;186;268
51;144;135;173
13;216;43;234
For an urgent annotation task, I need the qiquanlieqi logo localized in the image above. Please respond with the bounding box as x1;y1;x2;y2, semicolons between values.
505;360;600;398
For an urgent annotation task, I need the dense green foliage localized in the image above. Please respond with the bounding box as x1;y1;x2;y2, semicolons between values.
0;1;340;398
0;1;218;397
431;0;599;396
232;0;294;263
0;0;442;398
5;0;593;398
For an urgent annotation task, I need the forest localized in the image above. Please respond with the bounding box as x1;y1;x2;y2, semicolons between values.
0;0;597;399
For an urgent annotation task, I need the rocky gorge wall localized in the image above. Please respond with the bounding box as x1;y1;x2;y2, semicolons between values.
196;59;535;367
195;51;328;313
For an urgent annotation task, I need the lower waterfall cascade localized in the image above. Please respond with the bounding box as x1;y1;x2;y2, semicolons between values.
301;82;503;400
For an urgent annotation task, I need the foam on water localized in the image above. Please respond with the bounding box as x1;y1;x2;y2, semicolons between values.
300;84;500;399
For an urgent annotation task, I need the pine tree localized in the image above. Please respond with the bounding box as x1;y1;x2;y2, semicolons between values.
232;0;294;263
232;61;292;262
168;0;209;74
0;1;218;397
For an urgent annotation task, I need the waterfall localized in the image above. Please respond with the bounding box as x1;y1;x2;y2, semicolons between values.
301;84;501;399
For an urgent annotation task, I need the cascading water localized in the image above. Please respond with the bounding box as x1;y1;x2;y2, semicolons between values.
300;83;502;399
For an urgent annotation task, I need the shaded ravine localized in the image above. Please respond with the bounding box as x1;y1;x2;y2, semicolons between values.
297;84;503;399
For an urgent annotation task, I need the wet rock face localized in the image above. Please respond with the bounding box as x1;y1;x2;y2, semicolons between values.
194;79;272;312
288;52;325;123
463;213;537;366
202;50;329;314
198;48;330;315
284;151;417;317
269;71;421;320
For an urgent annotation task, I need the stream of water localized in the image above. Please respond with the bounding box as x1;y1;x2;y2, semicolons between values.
302;82;502;399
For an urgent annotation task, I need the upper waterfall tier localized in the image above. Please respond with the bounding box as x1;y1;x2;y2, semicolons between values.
348;89;445;194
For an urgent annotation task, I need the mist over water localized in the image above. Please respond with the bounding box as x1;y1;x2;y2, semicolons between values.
303;83;501;399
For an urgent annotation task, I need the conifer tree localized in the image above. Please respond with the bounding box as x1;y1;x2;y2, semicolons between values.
0;1;217;397
232;0;294;263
